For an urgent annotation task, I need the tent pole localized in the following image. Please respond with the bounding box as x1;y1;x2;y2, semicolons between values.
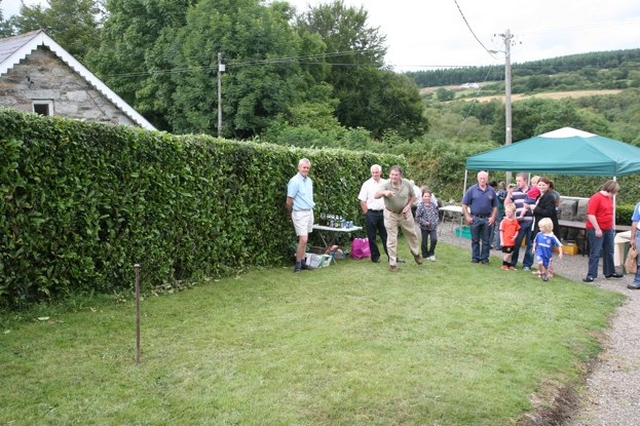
613;176;617;229
463;170;468;201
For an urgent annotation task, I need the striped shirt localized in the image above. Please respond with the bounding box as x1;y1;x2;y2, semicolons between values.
509;187;533;222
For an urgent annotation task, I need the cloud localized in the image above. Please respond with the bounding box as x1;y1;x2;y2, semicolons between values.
286;0;640;71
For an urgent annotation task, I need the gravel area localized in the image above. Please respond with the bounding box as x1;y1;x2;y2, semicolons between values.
438;225;640;425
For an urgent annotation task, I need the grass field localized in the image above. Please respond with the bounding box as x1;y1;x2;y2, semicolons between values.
420;85;622;103
468;89;623;103
0;241;625;425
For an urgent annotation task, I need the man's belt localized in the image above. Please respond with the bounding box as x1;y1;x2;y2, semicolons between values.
386;208;404;214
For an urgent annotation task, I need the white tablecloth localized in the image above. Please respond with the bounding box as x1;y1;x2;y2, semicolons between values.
439;205;464;233
614;230;631;268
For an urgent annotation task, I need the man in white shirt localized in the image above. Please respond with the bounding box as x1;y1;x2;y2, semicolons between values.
358;164;388;263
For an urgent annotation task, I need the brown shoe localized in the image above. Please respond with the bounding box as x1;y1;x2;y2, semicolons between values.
413;254;423;265
389;265;398;272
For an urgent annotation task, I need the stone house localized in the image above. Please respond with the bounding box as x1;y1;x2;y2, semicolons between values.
0;29;155;130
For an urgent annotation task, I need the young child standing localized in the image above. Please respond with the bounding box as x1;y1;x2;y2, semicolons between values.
499;203;520;270
532;217;563;281
415;188;439;260
519;175;541;219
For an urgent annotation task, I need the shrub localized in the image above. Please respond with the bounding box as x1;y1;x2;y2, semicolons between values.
0;108;403;307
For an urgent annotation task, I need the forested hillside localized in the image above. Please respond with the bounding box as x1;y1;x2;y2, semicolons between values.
406;49;640;149
405;49;640;91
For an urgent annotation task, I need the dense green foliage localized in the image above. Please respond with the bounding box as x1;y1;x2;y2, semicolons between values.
167;0;301;138
0;108;403;308
293;1;428;140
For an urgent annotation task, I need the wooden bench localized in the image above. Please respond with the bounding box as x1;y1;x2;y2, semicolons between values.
558;220;632;255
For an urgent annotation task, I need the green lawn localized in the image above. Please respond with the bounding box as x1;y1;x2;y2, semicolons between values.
0;242;624;425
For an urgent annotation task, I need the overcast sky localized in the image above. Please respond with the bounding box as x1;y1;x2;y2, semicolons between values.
4;0;640;72
287;0;640;71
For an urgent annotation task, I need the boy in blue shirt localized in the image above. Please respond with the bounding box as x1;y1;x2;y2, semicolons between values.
532;217;563;282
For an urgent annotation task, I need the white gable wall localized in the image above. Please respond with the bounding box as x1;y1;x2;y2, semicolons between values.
0;46;137;126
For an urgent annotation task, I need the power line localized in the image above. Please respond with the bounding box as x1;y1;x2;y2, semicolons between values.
452;0;497;58
100;48;386;80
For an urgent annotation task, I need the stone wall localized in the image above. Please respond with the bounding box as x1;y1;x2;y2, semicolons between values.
0;46;136;127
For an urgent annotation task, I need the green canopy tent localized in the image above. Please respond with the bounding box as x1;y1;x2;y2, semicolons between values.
463;126;640;227
465;127;640;176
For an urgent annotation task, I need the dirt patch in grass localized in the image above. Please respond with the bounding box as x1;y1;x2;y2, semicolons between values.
518;379;581;425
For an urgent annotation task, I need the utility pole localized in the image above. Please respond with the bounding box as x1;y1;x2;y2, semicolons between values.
494;29;514;183
217;52;225;137
503;29;512;150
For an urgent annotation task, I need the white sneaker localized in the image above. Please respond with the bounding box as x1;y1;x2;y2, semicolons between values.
428;256;436;261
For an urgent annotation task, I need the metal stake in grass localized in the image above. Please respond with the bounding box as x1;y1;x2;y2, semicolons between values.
134;263;141;363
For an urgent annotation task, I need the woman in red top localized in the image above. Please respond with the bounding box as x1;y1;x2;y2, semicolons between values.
583;180;621;282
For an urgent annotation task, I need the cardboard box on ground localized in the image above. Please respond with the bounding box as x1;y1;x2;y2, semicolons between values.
305;253;332;268
557;241;578;255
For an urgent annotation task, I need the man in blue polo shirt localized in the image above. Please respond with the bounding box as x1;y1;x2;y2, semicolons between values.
286;158;315;273
462;171;498;264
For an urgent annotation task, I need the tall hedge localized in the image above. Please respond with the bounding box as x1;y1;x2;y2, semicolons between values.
0;109;403;307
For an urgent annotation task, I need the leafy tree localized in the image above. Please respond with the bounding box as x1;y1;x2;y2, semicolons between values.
86;0;195;130
525;74;552;92
425;111;488;144
295;0;385;67
295;0;427;140
295;1;384;127
360;70;428;140
168;0;303;138
262;124;336;148
435;88;455;101
491;98;586;142
0;1;13;37
8;0;103;60
283;97;342;133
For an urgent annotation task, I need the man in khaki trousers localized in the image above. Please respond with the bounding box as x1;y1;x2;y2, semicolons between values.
375;165;422;272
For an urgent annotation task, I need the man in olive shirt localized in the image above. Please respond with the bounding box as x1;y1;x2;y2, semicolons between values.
375;165;422;272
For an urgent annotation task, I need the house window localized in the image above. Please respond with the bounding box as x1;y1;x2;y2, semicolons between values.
33;101;54;116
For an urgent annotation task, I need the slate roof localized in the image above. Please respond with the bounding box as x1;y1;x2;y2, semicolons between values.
0;30;156;130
